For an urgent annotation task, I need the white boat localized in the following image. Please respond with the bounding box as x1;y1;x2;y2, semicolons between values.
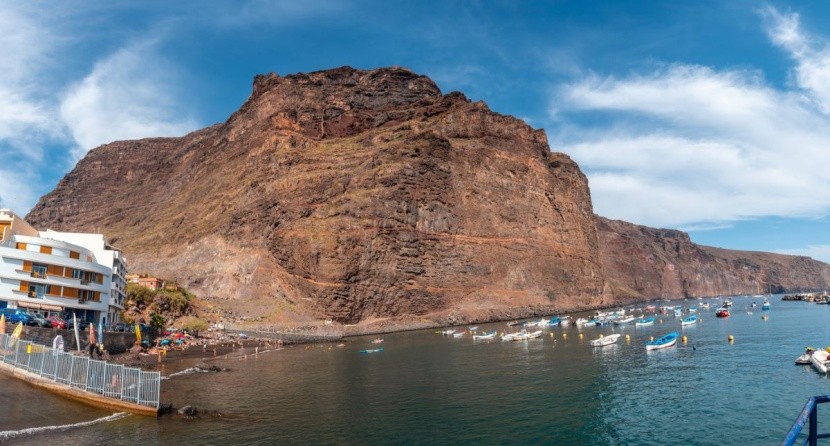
635;317;656;326
452;332;465;338
613;316;635;325
796;347;817;365
590;333;621;347
503;329;542;341
441;329;456;336
525;318;549;328
681;315;698;326
700;302;710;309
371;338;384;344
472;331;497;340
811;349;830;373
468;326;479;331
574;318;590;327
762;299;771;311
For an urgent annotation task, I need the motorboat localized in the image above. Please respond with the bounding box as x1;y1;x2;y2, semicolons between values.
441;329;456;336
590;333;621;347
547;317;562;326
681;315;698;326
674;308;682;317
762;299;771;311
574;318;590;327
689;306;697;313
635;317;655;327
525;318;549;328
715;307;730;318
811;349;830;373
700;302;710;309
452;332;465;338
796;347;817;365
614;316;635;325
468;326;479;331
504;329;542;341
371;338;384;344
472;331;497;340
646;332;679;351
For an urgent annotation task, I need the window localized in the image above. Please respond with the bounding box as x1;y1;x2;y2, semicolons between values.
31;263;47;279
28;283;50;299
72;269;82;279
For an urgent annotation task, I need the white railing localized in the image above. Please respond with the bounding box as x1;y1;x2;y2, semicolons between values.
0;333;159;409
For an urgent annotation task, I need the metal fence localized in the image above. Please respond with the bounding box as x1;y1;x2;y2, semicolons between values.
0;333;159;409
783;394;830;446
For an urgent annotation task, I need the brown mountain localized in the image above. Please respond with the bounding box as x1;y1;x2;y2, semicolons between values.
27;66;610;329
25;66;830;330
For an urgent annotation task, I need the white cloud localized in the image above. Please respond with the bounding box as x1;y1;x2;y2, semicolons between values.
553;10;830;229
60;42;199;160
774;244;830;264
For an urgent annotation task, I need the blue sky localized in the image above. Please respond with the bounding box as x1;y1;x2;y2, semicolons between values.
2;0;830;262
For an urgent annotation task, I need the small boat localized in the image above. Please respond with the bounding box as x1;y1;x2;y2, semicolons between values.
796;347;817;365
472;331;497;340
574;318;590;327
646;332;679;350
811;349;830;373
525;318;549;328
452;332;465;338
441;329;456;336
468;326;479;331
750;302;757;308
515;330;543;341
547;317;561;326
614;316;635;325
724;300;733;307
715;307;730;318
502;330;523;341
590;333;621;347
681;315;698;326
644;305;657;312
689;306;697;313
506;320;523;327
371;338;384;344
635;317;655;326
673;308;682;317
360;348;384;354
761;300;771;311
700;302;710;309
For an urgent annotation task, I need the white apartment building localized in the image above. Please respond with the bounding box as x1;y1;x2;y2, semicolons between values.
0;209;127;326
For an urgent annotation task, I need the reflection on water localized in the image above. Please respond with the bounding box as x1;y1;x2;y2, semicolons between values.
3;295;830;445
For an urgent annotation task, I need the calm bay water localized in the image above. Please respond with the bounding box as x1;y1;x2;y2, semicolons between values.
3;295;830;445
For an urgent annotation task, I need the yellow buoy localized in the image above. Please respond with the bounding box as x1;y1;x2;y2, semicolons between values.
579;333;583;338
650;336;654;341
563;333;567;339
728;335;734;342
682;336;687;343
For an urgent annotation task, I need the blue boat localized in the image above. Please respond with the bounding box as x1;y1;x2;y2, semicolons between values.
681;315;698;326
547;317;562;326
360;348;384;354
762;299;771;311
646;332;679;350
635;317;655;326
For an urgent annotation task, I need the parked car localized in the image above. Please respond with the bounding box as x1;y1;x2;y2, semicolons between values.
0;308;35;326
30;315;51;328
65;318;90;331
47;316;67;329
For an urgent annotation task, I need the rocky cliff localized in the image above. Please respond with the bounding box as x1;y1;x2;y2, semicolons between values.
27;66;611;328
596;216;830;301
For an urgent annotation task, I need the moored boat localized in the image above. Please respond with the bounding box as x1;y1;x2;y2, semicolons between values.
761;299;771;311
811;349;830;373
468;326;479;331
635;317;655;326
716;307;730;318
452;332;465;338
614;316;635;325
681;315;698;326
360;348;384;354
574;318;590;327
646;332;679;350
472;331;497;340
371;338;384;344
796;347;817;365
590;333;621;347
441;329;456;336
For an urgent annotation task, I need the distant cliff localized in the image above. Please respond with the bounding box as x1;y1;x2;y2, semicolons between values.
27;66;610;328
596;216;830;301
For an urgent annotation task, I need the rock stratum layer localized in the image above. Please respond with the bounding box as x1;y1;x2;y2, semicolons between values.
26;66;830;329
27;66;610;327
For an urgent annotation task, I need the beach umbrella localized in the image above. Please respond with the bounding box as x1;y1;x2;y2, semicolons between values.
135;323;142;345
12;322;23;339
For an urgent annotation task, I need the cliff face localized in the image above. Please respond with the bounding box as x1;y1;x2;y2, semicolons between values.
596;216;830;301
27;66;610;326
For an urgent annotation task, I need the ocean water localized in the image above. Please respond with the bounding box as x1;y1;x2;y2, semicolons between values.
2;295;830;445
